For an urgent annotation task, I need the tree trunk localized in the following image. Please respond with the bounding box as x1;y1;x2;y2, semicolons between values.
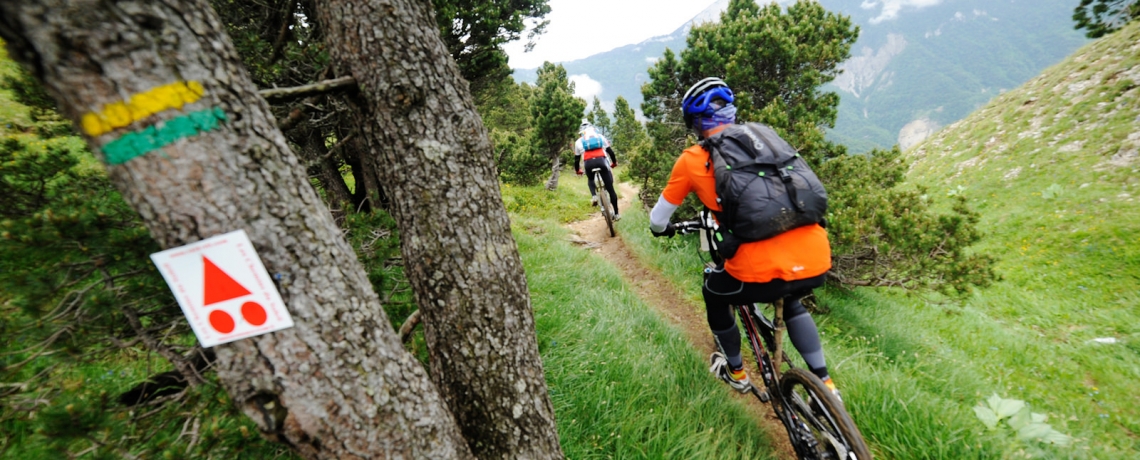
0;1;473;459
545;156;561;191
304;129;354;213
349;130;387;211
314;1;564;459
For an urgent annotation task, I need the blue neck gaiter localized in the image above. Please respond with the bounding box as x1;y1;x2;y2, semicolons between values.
697;103;737;133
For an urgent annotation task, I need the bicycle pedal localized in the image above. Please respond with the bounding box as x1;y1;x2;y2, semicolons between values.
755;388;771;402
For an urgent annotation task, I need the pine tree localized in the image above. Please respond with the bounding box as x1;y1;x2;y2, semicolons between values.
609;96;647;168
529;62;586;190
585;96;611;138
634;49;689;205
1073;0;1139;38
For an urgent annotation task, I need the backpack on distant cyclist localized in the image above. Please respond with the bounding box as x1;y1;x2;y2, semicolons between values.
581;135;606;151
701;122;828;259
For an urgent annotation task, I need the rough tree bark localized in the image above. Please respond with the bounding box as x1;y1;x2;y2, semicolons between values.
545;156;562;191
0;1;474;458
314;1;564;458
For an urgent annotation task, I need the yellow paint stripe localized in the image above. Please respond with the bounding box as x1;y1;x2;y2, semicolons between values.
81;81;205;136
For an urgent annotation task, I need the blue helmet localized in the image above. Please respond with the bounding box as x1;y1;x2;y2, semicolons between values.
681;77;735;130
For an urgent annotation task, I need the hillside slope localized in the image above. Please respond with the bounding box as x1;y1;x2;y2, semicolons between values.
907;20;1139;311
905;19;1139;438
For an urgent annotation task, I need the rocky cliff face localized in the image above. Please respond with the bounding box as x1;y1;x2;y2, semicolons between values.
834;33;907;99
897;117;939;151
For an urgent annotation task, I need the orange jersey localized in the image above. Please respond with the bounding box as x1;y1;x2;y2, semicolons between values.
662;144;832;283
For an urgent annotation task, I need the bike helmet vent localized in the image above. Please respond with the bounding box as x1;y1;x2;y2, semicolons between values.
681;77;735;130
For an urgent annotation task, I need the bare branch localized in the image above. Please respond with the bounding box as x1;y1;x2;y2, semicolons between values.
259;77;357;104
398;310;422;343
122;306;205;387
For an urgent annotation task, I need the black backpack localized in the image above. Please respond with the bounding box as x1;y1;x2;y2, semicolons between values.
700;123;828;259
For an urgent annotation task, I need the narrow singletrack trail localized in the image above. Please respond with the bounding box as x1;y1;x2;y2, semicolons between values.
565;182;797;460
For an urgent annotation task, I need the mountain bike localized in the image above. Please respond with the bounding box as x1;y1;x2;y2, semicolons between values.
673;211;871;460
589;166;616;237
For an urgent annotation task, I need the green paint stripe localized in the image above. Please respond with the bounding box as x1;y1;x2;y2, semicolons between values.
102;107;228;165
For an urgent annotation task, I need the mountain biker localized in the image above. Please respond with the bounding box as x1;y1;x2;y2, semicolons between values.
647;77;838;396
574;121;620;221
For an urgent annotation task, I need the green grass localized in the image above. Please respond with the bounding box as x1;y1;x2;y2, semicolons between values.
619;195;1140;458
504;178;781;459
0;350;291;459
899;21;1140;457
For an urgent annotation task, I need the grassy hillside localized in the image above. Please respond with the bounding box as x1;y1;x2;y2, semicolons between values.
903;20;1140;454
907;21;1139;358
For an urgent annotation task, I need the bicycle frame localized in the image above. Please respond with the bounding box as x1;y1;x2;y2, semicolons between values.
677;211;871;459
589;167;615;237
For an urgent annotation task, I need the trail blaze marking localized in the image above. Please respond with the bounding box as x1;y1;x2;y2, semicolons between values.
81;81;205;136
209;310;236;334
203;256;252;306
241;301;268;326
101;107;228;165
150;230;294;347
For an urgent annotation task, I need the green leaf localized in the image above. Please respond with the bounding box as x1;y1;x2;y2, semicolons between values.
1041;429;1073;446
1016;423;1054;441
987;394;1026;419
986;393;1004;411
974;406;999;430
1006;407;1033;430
1031;412;1048;424
1042;183;1063;200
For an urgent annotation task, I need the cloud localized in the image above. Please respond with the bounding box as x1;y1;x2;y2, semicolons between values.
866;0;942;24
569;74;603;100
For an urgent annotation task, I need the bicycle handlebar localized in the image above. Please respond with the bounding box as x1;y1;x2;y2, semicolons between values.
672;210;718;235
672;219;707;235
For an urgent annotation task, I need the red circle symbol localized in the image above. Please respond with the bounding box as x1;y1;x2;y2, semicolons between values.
208;310;236;333
242;301;268;326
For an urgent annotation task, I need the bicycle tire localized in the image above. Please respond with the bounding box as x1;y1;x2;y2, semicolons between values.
780;368;872;460
598;174;615;237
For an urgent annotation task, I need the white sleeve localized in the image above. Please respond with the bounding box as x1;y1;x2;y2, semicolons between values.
573;138;584;156
649;195;679;232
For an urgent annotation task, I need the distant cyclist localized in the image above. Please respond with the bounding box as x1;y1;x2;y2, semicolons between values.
574;121;620;221
647;78;838;396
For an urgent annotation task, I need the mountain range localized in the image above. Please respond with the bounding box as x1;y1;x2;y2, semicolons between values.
513;0;1089;152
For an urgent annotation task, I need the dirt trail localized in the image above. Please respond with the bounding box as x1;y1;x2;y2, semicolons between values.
565;182;796;459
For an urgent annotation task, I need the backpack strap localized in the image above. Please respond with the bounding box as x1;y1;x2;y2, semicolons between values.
777;156;805;213
700;136;739;247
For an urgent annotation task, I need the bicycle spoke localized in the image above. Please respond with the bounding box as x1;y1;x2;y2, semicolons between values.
780;368;872;459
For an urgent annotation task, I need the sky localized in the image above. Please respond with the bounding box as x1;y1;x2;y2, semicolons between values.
503;0;719;70
503;0;944;100
504;0;948;70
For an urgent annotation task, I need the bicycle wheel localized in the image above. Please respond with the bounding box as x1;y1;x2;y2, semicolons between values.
598;177;615;237
780;368;872;460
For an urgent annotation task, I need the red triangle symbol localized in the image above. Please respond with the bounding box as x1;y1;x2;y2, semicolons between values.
202;256;251;306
